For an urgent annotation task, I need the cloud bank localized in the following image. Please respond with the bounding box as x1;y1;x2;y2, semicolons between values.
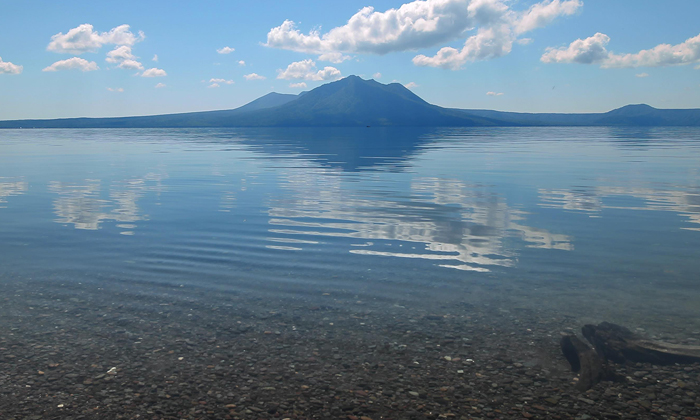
265;0;582;70
542;32;700;69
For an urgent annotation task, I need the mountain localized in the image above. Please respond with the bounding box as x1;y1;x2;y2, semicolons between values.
0;76;698;128
226;76;499;127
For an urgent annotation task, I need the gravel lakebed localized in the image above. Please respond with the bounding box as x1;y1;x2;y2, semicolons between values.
0;279;699;420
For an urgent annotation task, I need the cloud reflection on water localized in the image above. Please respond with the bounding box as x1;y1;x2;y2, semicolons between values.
540;186;700;231
48;172;167;232
268;169;572;272
0;177;28;207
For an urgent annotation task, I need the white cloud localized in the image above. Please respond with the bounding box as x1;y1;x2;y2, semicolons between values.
0;57;22;74
318;52;352;63
217;46;235;54
117;59;144;70
515;0;582;34
238;60;246;66
289;82;307;88
486;91;504;96
603;32;700;69
105;46;143;70
106;45;135;63
107;87;124;92
152;54;158;62
636;72;649;78
244;73;267;81
404;82;419;88
276;59;341;81
47;24;144;54
373;72;382;79
154;83;166;88
542;32;700;69
209;78;234;85
516;38;533;45
266;0;581;70
141;68;167;77
541;32;611;64
208;83;220;88
42;57;99;72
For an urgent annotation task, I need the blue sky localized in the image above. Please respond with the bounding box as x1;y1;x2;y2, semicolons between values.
1;0;699;119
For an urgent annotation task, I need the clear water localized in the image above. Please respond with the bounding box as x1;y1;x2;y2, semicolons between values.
1;127;699;330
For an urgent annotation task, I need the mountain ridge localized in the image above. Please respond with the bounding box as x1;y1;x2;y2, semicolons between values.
0;76;698;128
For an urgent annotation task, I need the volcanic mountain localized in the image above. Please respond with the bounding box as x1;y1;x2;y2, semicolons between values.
1;76;698;128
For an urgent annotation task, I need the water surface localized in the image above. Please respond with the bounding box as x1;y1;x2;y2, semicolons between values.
1;127;699;330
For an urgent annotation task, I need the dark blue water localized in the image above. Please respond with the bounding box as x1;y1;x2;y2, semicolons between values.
1;127;699;328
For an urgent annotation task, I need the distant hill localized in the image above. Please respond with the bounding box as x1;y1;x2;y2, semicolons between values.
0;76;698;128
459;103;700;126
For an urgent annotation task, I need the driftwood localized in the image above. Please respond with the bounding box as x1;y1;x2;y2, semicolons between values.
560;322;700;391
560;333;620;391
582;322;700;365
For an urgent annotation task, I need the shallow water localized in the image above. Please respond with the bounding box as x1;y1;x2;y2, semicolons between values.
1;126;699;331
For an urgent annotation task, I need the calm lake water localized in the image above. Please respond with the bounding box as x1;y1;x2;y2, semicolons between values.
1;127;700;330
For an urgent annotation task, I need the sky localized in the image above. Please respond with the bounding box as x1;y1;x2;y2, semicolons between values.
1;0;699;119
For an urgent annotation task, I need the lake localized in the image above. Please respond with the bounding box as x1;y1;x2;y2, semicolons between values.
1;127;700;417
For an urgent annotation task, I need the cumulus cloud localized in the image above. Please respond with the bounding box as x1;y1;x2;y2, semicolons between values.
276;59;341;81
152;54;158;62
373;72;382;79
105;46;144;70
243;73;266;81
47;24;144;54
542;32;700;69
541;32;610;64
289;82;307;88
208;83;220;88
141;68;167;77
516;38;533;45
266;0;581;70
43;57;99;72
318;52;352;63
107;87;124;92
155;83;166;88
603;32;700;68
217;46;235;54
486;91;504;96
0;57;22;74
209;78;234;84
238;60;246;66
636;72;649;78
404;82;419;88
106;45;135;63
117;59;144;70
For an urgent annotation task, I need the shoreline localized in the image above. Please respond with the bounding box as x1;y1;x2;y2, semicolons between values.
1;278;698;419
